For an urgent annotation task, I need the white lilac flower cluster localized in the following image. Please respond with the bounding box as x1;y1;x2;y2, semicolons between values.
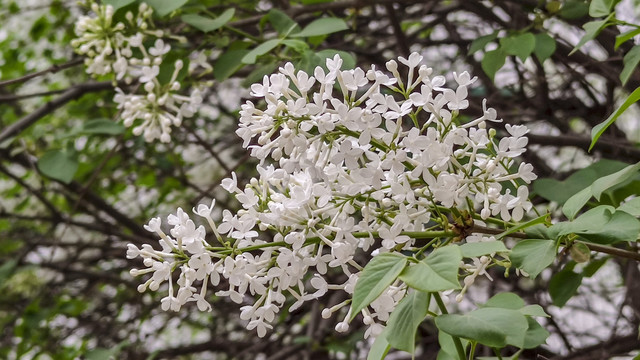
72;2;202;142
127;53;536;339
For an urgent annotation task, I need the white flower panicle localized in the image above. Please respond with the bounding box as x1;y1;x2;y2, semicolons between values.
72;2;202;143
127;53;537;338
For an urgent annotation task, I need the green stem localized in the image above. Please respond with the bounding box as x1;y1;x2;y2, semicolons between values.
433;293;466;360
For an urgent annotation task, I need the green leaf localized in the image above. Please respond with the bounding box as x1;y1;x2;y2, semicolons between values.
554;206;640;244
562;187;592;220
145;0;188;17
214;49;249;81
481;48;506;82
469;32;498;54
520;305;549;317
549;269;583;307
616;28;640;50
460;241;508;258
500;32;536;62
618;197;640;216
103;0;136;11
436;308;529;348
181;8;235;33
571;15;613;55
385;291;430;353
560;0;589;19
37;150;79;184
590;86;640;150
534;159;630;205
483;292;525;310
0;259;18;287
437;331;469;360
496;214;549;240
242;39;282;64
579;210;640;244
290;17;349;38
591;161;640;200
267;9;300;35
350;253;407;321
510;240;556;278
281;39;309;53
399;246;462;293
82;118;125;135
589;0;615;17
523;317;550;349
367;329;391;360
534;33;556;63
621;46;640;86
583;257;608;277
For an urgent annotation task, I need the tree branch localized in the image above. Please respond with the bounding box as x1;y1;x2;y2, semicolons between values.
0;81;114;143
0;58;84;87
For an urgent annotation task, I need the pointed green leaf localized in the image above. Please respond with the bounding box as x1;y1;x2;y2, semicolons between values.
590;86;640;150
82;118;125;135
242;39;282;64
562;186;592;220
103;0;135;11
589;0;615;17
267;9;300;35
510;240;556;278
385;291;430;353
214;49;249;81
591;161;640;200
437;331;469;360
460;241;508;258
37;150;79;184
367;328;391;360
500;32;536;62
520;305;549;317
182;8;235;33
469;32;498;55
549;269;583;307
523;317;550;349
436;308;529;348
570;16;613;55
399;246;462;293
534;33;556;63
618;197;640;216
616;28;640;50
290;17;348;38
145;0;188;17
481;48;506;82
350;253;407;321
496;214;549;240
621;46;640;86
483;292;525;310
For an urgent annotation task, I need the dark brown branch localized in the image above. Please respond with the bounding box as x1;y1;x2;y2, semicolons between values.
0;58;84;87
527;133;640;162
0;81;114;143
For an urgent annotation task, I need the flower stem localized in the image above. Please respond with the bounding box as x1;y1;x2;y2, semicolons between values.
433;292;466;360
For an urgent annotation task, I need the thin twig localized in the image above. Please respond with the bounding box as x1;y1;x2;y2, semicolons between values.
0;58;84;87
0;81;113;143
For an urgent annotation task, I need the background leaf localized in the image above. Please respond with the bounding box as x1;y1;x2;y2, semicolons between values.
510;240;556;278
37;150;79;184
350;253;407;321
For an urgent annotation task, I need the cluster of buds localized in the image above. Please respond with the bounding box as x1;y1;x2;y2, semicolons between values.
72;2;201;142
127;53;536;339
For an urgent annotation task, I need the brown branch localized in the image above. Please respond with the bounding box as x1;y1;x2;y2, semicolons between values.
527;133;640;162
0;58;84;87
0;81;114;143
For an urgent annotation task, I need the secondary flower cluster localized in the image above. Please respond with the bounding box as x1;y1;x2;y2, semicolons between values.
127;53;536;339
72;2;201;142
